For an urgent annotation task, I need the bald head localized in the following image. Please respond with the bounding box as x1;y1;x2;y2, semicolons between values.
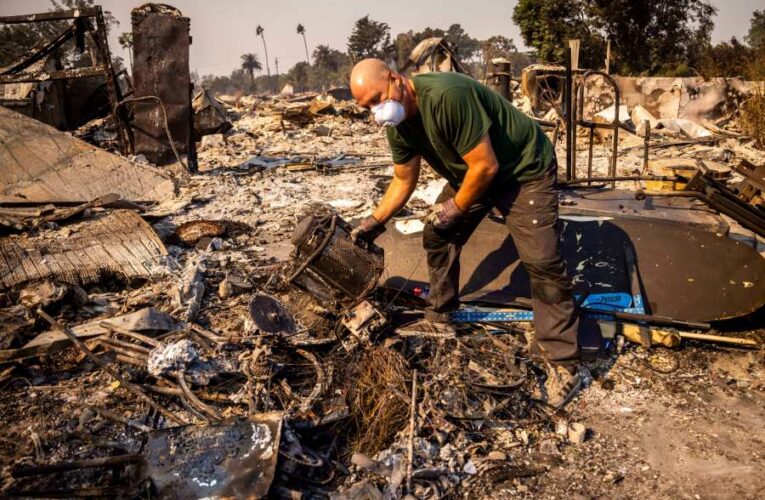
350;58;391;102
350;58;417;119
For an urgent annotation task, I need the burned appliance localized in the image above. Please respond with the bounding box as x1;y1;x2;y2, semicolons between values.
289;213;383;306
289;213;387;347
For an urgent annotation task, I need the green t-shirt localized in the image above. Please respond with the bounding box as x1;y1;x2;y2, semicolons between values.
387;72;552;190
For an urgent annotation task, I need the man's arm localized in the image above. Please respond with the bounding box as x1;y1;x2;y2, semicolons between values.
453;134;499;211
372;155;421;223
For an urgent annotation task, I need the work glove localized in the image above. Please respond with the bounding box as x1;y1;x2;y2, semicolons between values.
423;198;464;230
350;215;386;244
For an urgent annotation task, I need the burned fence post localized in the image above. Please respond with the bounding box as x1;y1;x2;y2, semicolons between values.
130;4;196;172
488;58;512;101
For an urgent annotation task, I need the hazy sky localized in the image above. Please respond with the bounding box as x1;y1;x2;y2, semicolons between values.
1;0;762;76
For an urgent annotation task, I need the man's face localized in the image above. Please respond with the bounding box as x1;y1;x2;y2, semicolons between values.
356;71;407;112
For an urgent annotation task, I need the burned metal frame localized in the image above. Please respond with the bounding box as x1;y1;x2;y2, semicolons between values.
562;49;621;186
575;71;621;186
0;7;131;153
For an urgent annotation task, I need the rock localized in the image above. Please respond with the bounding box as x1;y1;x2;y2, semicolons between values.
539;439;560;456
201;133;225;148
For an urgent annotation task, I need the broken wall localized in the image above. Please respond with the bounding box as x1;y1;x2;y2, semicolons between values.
586;76;758;121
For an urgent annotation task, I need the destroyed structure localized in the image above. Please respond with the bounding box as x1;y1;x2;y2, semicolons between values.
1;4;765;499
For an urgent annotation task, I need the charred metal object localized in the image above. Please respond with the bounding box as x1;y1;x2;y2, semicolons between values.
340;300;388;350
249;293;297;334
289;213;383;307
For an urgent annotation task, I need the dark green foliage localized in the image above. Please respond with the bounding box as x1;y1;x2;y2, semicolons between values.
347;15;394;62
240;53;262;86
747;10;765;51
512;0;717;75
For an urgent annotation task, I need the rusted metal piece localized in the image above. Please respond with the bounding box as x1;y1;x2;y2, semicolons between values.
296;349;324;413
36;309;184;425
684;169;765;237
0;210;167;291
131;4;195;169
193;88;232;139
248;294;296;334
289;213;384;306
177;373;222;422
143;414;283;499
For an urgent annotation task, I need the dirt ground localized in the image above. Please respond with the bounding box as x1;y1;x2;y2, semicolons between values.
487;344;765;499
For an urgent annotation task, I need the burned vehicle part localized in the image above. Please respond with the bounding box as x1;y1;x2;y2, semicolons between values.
130;3;196;169
288;213;383;307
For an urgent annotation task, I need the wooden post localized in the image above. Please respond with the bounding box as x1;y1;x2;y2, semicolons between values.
605;39;611;74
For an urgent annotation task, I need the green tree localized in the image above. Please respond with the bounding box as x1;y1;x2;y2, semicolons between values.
445;23;481;60
513;0;716;75
240;53;262;86
347;15;393;62
311;44;350;89
698;37;752;77
588;0;716;75
393;31;417;69
513;0;602;67
747;10;765;51
287;61;311;91
118;31;133;69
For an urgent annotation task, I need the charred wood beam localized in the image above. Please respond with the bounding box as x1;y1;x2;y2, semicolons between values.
0;24;78;76
0;8;100;24
0;65;108;84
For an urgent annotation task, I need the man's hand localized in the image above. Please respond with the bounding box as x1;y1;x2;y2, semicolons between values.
423;197;465;230
351;215;386;244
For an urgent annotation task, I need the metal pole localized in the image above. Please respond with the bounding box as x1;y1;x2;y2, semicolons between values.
564;48;573;181
643;120;651;173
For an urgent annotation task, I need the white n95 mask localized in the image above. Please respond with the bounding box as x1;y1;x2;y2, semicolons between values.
372;99;406;127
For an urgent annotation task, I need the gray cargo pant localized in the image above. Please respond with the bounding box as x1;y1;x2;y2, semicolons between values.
422;160;580;365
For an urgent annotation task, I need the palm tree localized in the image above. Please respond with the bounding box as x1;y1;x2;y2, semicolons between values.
255;25;272;91
296;23;310;64
118;32;133;70
240;53;262;85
